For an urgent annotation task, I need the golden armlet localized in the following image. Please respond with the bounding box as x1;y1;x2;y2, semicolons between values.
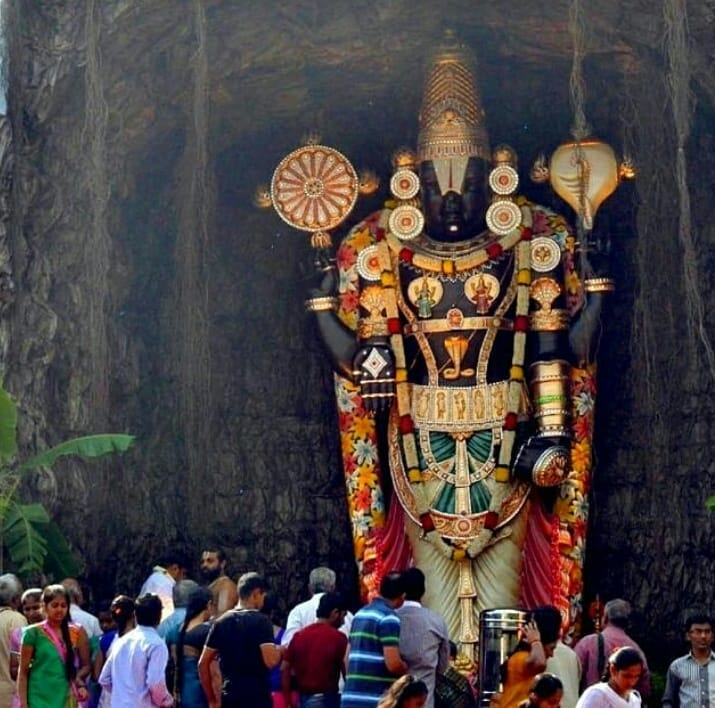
530;360;570;432
305;296;339;312
529;308;569;332
583;277;616;293
357;319;390;338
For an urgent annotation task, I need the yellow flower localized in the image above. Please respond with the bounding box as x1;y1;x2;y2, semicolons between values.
352;415;376;440
380;272;395;288
357;464;378;488
350;228;374;251
571;439;591;473
565;269;581;297
340;433;355;459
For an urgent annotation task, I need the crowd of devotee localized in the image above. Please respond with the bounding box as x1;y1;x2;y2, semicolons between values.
0;555;712;707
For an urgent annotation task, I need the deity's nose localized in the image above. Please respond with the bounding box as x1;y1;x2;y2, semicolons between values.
441;190;464;232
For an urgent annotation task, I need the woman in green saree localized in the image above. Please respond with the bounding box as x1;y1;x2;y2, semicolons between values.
18;584;91;708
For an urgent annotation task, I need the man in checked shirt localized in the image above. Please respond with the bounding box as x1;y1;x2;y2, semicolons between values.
663;613;715;707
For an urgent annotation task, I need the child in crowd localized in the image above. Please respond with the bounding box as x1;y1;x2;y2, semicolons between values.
518;673;564;708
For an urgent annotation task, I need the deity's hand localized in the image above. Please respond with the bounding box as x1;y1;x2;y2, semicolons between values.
310;247;338;297
513;435;571;487
352;343;396;414
465;525;512;559
579;228;612;280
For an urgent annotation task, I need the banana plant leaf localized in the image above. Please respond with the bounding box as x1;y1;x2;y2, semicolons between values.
0;387;17;464
18;434;135;474
42;521;80;580
4;502;50;575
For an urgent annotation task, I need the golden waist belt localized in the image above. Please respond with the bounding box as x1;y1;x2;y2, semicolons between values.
405;316;513;335
411;381;512;433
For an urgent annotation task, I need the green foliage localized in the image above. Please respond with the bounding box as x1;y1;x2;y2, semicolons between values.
0;384;135;578
19;434;135;474
4;503;49;575
0;386;17;464
42;521;81;580
706;495;715;511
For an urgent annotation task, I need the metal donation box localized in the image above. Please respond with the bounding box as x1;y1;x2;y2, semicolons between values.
478;608;528;706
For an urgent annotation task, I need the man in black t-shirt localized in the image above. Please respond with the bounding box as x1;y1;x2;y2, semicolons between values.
198;572;283;708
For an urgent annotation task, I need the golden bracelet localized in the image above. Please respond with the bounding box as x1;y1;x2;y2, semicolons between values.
529;309;569;332
358;320;390;338
584;277;616;293
530;360;570;431
305;296;339;312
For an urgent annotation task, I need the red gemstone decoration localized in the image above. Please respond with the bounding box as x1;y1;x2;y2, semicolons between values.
420;513;435;533
399;415;415;435
484;511;499;530
487;243;503;259
514;315;529;332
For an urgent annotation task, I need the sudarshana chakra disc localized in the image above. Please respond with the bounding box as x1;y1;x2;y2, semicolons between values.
271;145;359;232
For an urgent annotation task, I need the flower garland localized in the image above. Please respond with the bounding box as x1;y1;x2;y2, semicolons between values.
388;225;524;276
377;205;534;562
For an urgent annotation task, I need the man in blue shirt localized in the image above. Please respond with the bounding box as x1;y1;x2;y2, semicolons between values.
342;571;407;707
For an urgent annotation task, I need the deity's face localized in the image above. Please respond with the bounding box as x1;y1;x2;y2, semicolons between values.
420;156;489;242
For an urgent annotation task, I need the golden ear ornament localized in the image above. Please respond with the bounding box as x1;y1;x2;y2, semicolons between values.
358;169;380;195
390;169;421;201
389;205;425;241
253;184;273;209
392;147;418;170
486;200;522;236
270;144;359;234
489;165;519;196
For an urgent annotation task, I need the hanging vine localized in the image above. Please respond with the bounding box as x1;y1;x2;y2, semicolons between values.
81;0;111;423
663;0;715;381
629;60;679;452
172;0;213;474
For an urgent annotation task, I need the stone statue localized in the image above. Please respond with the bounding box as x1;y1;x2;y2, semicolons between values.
280;37;616;657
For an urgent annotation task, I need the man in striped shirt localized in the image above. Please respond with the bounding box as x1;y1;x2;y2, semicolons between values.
341;572;407;707
663;613;715;707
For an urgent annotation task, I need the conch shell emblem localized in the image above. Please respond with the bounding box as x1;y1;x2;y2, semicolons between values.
549;139;619;230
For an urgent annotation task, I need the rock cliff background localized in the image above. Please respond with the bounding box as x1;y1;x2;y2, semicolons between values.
0;0;713;670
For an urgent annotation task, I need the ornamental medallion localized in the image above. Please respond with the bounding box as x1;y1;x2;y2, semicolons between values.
486;200;522;236
488;164;519;196
390;169;421;200
271;145;359;232
356;245;382;282
530;237;561;272
389;205;425;241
